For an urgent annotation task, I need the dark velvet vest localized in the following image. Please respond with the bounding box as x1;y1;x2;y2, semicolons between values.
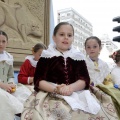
34;56;90;92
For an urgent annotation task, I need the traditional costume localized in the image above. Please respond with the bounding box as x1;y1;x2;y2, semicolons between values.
18;55;37;84
21;44;118;120
86;55;120;119
85;56;110;85
0;51;23;120
15;56;36;103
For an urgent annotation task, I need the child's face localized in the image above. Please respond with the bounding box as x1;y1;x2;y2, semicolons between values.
53;25;74;52
85;39;101;60
0;35;8;53
33;49;43;61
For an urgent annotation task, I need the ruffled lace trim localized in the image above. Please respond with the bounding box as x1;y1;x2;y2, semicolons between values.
0;51;13;65
25;55;37;67
41;43;85;61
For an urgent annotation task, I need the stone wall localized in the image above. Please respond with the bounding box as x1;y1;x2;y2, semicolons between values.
0;0;50;70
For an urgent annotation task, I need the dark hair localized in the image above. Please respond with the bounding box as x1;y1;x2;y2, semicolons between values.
32;43;47;53
0;30;8;41
109;50;120;63
84;36;101;47
1;0;5;2
53;22;74;36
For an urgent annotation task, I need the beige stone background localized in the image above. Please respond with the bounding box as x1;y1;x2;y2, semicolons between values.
0;0;50;70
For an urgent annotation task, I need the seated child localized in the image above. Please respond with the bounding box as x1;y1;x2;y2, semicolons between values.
0;30;23;120
18;43;46;85
21;23;118;120
85;36;120;119
14;43;47;104
85;36;113;87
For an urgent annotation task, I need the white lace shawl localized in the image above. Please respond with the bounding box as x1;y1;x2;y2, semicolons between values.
85;56;110;85
41;43;85;61
25;55;37;67
0;51;13;65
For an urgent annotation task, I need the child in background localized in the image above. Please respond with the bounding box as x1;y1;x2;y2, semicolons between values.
110;49;120;88
13;43;47;105
21;22;118;120
85;36;113;86
85;36;120;119
0;30;23;120
18;43;46;85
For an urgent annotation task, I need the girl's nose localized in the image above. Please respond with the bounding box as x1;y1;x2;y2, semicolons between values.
90;47;94;50
65;35;68;39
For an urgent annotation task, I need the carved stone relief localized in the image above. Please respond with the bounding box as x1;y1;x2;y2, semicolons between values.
0;0;50;70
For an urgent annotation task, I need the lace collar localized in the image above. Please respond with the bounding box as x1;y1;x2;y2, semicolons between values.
0;51;13;65
41;43;85;61
25;55;38;67
86;56;110;85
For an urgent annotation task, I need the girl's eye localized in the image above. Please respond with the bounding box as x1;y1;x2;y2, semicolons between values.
93;46;97;48
3;40;6;43
87;46;90;49
0;40;6;43
68;34;72;37
60;34;64;36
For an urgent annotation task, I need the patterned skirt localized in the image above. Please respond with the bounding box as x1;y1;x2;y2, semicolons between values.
21;86;119;120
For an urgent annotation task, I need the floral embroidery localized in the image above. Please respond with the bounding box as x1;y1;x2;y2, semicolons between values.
88;116;105;120
24;110;33;120
21;89;118;120
49;109;71;120
43;100;71;120
106;103;115;113
43;101;49;109
30;98;39;106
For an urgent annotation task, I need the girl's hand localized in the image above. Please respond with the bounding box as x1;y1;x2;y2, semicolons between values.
58;85;73;96
29;77;34;84
1;83;16;93
56;84;66;94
